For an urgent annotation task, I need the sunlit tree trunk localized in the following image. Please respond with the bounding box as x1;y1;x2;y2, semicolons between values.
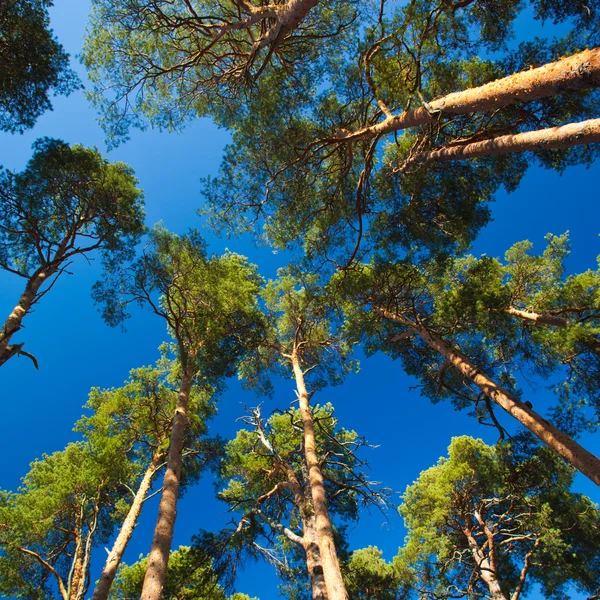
140;367;194;600
506;306;600;357
334;49;600;143
397;118;600;171
462;524;507;600
0;268;53;367
303;516;329;600
375;306;600;486
291;353;349;600
92;452;164;600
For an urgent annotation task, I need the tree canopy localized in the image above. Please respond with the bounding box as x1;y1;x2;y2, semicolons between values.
0;0;79;133
0;138;145;369
1;1;600;600
399;436;600;600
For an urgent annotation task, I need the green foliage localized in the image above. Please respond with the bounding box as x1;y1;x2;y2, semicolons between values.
204;0;600;267
0;0;79;132
220;404;378;523
399;435;600;599
76;356;221;501
111;546;227;600
83;0;358;144
432;234;600;433
94;226;264;383
0;442;129;599
338;233;600;436
216;404;386;595
239;268;356;395
0;137;145;278
343;546;410;600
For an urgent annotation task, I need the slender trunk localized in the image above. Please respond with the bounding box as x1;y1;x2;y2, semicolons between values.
333;48;600;143
303;516;329;600
397;118;600;171
0;269;50;366
140;369;194;600
506;306;600;357
75;502;99;600
69;510;85;600
92;453;164;600
291;353;349;600
462;525;507;600
375;307;600;485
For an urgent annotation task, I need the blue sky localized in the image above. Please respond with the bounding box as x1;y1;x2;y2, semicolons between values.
0;2;599;599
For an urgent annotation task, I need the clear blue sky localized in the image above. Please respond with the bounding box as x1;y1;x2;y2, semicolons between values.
0;3;598;599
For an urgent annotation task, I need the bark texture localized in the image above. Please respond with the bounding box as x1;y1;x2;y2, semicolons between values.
334;49;600;142
376;307;600;486
463;524;507;600
303;516;329;600
92;453;163;600
258;0;319;52
140;370;193;600
0;269;51;367
291;354;349;600
398;118;600;170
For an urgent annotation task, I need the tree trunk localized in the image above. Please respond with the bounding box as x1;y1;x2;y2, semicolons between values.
333;48;600;143
0;268;51;367
397;118;600;171
505;306;600;357
303;516;329;600
462;525;508;600
92;452;164;600
375;307;600;486
140;369;194;600
68;509;86;600
291;354;349;600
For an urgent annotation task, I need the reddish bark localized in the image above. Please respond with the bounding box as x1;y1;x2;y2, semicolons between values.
333;49;600;143
92;453;164;600
462;523;507;600
375;307;600;486
0;268;54;367
506;306;600;357
398;118;600;171
291;354;349;600
140;369;194;600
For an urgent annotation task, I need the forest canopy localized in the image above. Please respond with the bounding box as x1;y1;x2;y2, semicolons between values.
0;1;599;600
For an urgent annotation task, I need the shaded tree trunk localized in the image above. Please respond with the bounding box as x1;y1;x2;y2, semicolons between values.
397;118;600;171
140;368;194;600
375;306;600;486
291;353;349;600
92;452;164;600
333;49;600;143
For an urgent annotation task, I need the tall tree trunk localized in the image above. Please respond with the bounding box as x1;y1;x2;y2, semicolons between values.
291;353;349;600
303;516;329;600
505;306;600;357
397;118;600;171
92;452;164;600
375;307;600;486
333;48;600;143
0;268;51;367
140;368;194;600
